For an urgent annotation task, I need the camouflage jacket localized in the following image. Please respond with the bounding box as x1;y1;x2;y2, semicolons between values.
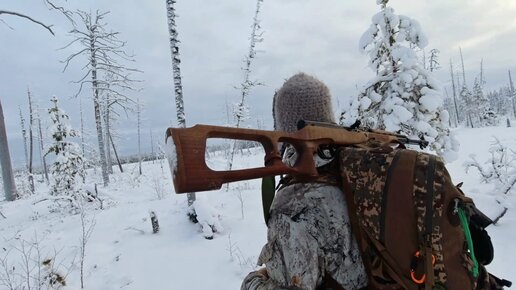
241;182;368;290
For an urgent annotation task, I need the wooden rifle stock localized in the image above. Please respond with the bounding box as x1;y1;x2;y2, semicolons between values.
165;123;425;194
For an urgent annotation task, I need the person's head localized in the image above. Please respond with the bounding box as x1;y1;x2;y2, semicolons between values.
273;73;335;132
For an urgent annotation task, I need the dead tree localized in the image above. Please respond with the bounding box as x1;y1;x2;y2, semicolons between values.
449;60;461;124
61;10;140;186
27;88;35;193
166;0;195;205
0;4;58;197
0;99;18;201
36;105;50;183
228;0;265;173
0;10;54;35
509;70;516;119
137;98;142;175
19;106;33;194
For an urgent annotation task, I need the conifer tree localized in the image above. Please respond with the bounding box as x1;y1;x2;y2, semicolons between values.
47;96;84;209
342;0;458;161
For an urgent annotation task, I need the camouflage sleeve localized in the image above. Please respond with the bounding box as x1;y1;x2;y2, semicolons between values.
241;182;367;290
267;212;322;289
241;210;322;290
240;271;302;290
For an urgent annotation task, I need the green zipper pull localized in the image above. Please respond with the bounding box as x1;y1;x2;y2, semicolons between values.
455;201;479;278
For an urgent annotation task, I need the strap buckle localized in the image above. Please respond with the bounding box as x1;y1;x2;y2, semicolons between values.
410;250;436;284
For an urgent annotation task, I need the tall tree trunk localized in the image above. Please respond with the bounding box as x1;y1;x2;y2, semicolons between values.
137;99;142;175
109;133;123;173
166;0;195;205
90;34;109;187
37;112;49;183
19;107;32;194
0;99;18;201
228;0;264;174
79;97;86;183
149;128;156;163
27;89;35;193
459;47;467;86
104;94;113;174
509;70;516;118
450;60;460;124
19;107;28;168
444;88;455;127
480;59;484;85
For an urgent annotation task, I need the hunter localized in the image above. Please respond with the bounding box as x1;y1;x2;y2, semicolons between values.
241;73;368;290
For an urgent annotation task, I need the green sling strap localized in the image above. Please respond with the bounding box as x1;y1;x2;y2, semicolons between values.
261;176;276;225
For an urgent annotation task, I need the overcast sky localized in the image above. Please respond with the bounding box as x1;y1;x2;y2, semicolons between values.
1;0;515;167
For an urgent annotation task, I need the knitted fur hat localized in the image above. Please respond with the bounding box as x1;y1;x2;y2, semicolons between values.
273;73;335;132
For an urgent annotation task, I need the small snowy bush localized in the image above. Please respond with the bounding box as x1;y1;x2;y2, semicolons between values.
464;138;516;223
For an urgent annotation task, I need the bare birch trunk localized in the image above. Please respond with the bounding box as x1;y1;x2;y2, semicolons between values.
37;112;49;183
150;128;155;163
137;99;142;176
459;47;467;86
79;98;86;183
509;70;516;118
108;133;123;173
90;34;110;186
449;60;460;125
104;95;113;174
19;107;33;194
166;0;195;205
27;89;35;193
228;0;264;173
0;99;18;201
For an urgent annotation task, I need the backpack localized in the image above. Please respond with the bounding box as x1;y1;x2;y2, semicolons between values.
332;146;511;290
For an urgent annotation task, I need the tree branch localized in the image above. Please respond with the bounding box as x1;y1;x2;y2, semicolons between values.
44;0;75;25
0;10;54;35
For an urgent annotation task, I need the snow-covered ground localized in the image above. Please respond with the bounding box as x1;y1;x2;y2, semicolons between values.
1;125;514;289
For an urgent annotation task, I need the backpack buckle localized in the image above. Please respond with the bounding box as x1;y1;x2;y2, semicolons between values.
410;250;436;284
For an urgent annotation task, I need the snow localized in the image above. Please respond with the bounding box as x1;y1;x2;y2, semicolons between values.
1;125;515;289
165;136;177;179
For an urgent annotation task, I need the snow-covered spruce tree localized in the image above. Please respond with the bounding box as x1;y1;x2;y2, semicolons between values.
442;93;455;127
342;0;458;161
47;96;84;210
459;84;474;127
487;87;511;118
471;76;497;127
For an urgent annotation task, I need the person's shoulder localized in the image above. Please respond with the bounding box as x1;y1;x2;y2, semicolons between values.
271;183;344;214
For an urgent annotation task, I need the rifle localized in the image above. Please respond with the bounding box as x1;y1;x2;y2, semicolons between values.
165;120;428;194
